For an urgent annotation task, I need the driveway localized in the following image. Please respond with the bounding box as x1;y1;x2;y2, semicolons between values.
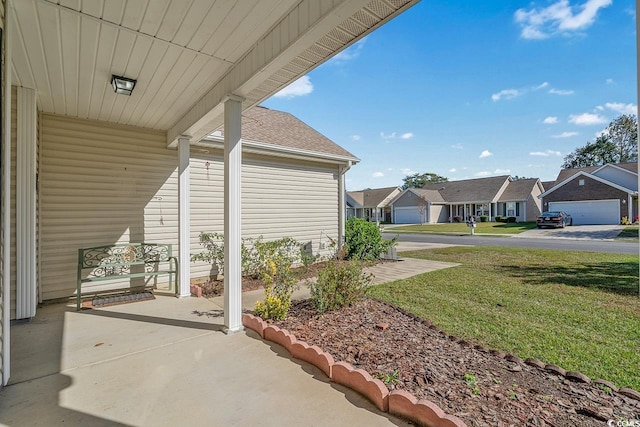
513;224;625;240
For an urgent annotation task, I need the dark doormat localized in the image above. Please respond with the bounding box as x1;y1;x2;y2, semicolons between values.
85;291;155;309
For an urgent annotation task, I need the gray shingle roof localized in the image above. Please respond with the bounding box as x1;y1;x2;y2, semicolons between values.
553;162;638;185
411;188;446;203
422;175;510;203
214;106;358;160
348;186;400;208
498;179;539;202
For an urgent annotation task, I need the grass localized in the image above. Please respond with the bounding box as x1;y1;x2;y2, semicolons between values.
389;221;537;235
368;246;640;390
616;225;639;241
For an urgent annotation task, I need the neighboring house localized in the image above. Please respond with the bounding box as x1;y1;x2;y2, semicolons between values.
539;162;638;225
390;176;544;224
497;179;545;222
1;0;418;386
346;186;402;223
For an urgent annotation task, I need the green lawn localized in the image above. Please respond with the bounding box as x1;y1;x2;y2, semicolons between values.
390;221;537;235
368;246;640;389
617;225;639;241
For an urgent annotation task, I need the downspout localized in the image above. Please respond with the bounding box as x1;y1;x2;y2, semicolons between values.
337;160;352;253
2;0;13;387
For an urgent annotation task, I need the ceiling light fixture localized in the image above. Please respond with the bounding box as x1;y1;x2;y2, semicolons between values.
111;75;136;96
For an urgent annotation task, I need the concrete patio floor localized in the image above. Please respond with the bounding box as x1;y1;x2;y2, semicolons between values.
2;296;411;427
1;252;457;426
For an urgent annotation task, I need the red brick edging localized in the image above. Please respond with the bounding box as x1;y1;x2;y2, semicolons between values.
243;313;467;427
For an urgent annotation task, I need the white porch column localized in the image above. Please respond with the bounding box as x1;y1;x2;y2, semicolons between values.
178;135;191;298
2;0;14;386
223;95;244;334
338;163;350;249
16;87;37;319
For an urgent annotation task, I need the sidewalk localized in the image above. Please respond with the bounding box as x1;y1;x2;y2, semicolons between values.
210;255;459;311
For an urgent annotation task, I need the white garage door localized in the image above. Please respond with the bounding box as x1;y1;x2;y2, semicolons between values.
394;207;423;224
548;200;620;225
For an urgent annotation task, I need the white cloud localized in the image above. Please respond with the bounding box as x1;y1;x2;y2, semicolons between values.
549;88;574;95
479;150;493;159
380;131;414;140
491;89;520;101
451;143;463;150
272;75;313;99
351;135;361;141
401;168;416;176
552;131;579;138
372;171;384;178
515;0;613;40
536;82;550;90
569;112;608;125
604;102;638;115
331;37;368;63
494;168;511;174
543;116;559;124
606;78;614;85
475;171;491;177
530;150;563;156
448;168;457;173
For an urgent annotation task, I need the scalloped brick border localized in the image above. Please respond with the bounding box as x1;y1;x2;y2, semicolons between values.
331;361;389;412
242;314;468;427
389;390;467;427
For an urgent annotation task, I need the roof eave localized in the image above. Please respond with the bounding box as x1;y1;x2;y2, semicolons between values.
199;136;360;165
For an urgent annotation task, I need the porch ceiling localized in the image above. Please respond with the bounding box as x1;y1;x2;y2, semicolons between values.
11;0;419;147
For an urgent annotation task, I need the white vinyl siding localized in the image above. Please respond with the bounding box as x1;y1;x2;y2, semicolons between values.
40;114;176;301
39;114;341;300
189;152;339;279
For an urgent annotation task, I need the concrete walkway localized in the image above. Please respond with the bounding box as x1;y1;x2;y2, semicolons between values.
0;254;456;427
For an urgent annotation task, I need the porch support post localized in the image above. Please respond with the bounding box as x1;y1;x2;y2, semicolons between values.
223;95;244;334
16;87;37;319
338;161;351;250
178;135;191;298
2;0;14;386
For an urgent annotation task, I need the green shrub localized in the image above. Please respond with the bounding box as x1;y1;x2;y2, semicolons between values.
452;216;463;223
479;215;488;222
254;244;299;320
191;232;225;275
242;236;300;278
506;216;517;223
344;217;396;261
495;216;505;223
310;260;373;314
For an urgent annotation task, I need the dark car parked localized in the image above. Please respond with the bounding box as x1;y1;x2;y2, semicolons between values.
537;211;573;228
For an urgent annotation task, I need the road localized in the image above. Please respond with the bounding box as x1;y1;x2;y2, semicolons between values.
383;232;639;255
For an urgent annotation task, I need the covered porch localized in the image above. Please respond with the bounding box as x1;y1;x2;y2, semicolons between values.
0;0;420;387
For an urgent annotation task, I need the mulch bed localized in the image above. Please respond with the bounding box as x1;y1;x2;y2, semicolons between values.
273;298;640;427
195;262;330;298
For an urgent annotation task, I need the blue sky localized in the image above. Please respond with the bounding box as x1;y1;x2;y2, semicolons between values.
262;0;637;190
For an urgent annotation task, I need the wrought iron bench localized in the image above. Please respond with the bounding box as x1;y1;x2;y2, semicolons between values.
76;243;178;310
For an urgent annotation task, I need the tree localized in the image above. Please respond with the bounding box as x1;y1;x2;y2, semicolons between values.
402;172;448;189
562;115;638;169
512;175;535;180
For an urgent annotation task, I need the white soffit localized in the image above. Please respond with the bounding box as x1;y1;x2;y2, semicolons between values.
12;0;419;146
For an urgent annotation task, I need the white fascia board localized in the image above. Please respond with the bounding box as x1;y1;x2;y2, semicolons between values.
539;171;637;199
196;138;359;165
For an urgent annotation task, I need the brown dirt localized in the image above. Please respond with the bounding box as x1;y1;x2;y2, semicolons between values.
273;298;640;427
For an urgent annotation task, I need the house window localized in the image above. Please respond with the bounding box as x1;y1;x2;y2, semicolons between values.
506;202;516;217
476;203;488;216
579;179;585;186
